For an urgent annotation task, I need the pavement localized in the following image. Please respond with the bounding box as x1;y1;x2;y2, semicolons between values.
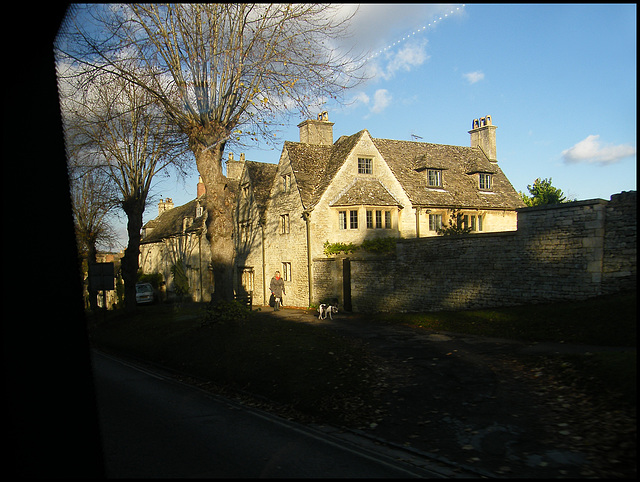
253;305;636;478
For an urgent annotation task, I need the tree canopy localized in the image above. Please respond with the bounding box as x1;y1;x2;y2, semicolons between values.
520;178;573;207
56;3;368;302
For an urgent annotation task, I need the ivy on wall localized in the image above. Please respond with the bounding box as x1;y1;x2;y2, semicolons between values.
323;237;396;256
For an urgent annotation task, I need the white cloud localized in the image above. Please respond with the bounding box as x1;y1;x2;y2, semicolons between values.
380;40;430;80
463;71;485;84
562;135;636;165
371;89;392;114
334;4;464;59
349;91;370;108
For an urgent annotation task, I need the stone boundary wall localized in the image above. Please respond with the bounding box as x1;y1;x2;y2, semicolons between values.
602;191;637;293
316;191;636;312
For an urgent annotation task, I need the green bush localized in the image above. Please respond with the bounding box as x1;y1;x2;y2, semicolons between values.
323;237;396;256
171;261;190;297
323;240;359;256
360;236;396;253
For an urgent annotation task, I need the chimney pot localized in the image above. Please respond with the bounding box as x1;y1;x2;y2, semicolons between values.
225;153;245;181
469;115;498;162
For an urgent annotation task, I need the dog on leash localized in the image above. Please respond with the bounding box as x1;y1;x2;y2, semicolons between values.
317;303;338;320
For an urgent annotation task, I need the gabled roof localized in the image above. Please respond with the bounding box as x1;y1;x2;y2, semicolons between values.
283;130;523;212
372;138;524;210
141;198;206;244
244;160;277;222
284;130;365;210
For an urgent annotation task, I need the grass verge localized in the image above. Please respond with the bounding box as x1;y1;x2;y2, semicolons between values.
89;302;390;427
88;292;636;421
377;291;636;346
376;291;636;405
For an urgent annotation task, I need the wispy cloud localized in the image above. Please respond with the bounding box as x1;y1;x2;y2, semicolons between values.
350;89;392;117
380;40;430;80
349;91;370;108
463;71;484;84
562;135;636;165
371;89;392;114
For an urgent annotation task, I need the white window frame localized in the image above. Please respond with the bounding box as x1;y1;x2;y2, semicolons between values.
338;210;347;230
427;169;443;188
281;262;291;281
479;173;492;191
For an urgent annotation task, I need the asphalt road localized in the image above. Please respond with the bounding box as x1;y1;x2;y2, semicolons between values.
92;350;459;478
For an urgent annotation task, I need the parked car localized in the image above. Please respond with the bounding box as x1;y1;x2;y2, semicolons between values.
135;282;156;305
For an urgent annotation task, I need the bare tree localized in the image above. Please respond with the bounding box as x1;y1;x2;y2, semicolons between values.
57;3;367;301
60;65;191;310
69;166;118;310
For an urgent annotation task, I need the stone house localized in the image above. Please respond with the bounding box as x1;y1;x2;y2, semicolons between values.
233;113;523;308
139;113;524;307
139;184;212;302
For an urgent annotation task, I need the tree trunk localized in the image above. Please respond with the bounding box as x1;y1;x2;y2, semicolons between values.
86;239;99;311
121;201;144;311
191;139;236;302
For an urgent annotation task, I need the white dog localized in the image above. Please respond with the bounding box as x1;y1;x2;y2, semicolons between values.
318;303;338;320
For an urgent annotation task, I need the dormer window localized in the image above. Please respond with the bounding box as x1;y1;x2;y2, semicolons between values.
427;169;443;188
358;157;373;174
479;173;492;191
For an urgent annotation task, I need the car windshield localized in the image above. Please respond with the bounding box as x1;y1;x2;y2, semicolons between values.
136;284;153;293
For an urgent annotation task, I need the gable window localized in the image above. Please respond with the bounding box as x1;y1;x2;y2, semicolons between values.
338;211;347;230
239;221;251;243
479;173;492;190
427;169;443;188
282;173;291;192
350;210;359;229
358;157;373;174
280;214;290;234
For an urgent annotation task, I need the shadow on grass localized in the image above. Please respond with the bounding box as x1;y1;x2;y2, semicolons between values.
88;292;636;423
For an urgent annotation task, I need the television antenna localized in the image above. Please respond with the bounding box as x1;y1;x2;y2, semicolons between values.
410;132;423;141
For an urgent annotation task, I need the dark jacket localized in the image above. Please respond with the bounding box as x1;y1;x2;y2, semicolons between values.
269;276;285;298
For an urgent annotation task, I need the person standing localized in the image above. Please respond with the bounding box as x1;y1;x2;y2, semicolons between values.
269;271;285;311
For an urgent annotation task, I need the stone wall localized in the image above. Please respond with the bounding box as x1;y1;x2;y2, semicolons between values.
602;191;637;293
316;191;636;312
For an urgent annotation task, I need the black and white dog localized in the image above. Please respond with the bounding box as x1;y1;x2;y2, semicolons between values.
317;303;338;320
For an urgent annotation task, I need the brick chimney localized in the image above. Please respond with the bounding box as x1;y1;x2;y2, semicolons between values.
225;152;245;180
469;115;497;162
297;111;334;146
197;176;206;198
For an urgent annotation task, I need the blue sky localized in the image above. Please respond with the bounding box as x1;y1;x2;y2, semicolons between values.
134;3;635;249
